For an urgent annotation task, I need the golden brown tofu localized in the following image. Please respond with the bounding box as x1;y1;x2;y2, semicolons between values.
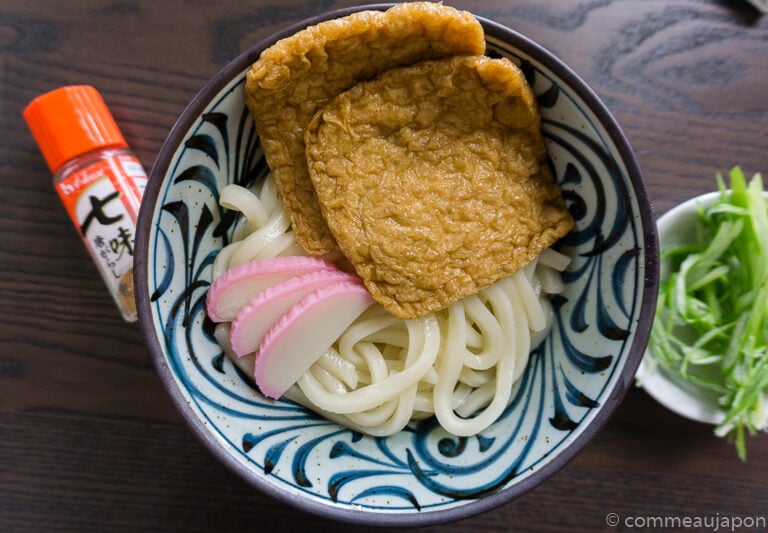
245;2;486;255
305;55;574;319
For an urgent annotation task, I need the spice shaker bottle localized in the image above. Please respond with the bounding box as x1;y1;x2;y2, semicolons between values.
23;85;147;322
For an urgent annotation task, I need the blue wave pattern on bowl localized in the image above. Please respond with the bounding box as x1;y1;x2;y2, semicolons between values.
147;40;644;513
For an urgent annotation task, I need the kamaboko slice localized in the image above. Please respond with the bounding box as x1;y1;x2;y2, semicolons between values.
255;279;375;399
206;256;336;322
229;269;358;357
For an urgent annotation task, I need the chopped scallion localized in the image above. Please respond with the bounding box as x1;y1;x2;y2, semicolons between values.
647;167;768;460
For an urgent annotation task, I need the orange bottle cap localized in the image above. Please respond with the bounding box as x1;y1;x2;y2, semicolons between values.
23;85;127;173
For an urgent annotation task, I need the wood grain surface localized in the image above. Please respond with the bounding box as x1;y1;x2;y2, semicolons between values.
1;1;767;531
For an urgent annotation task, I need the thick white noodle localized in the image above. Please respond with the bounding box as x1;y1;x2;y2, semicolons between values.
228;207;291;268
220;183;269;234
257;174;280;215
461;294;505;370
213;174;567;437
539;247;572;271
538;264;566;295
432;283;524;436
510;270;547;332
295;315;440;414
309;365;347;394
214;175;301;276
212;242;239;280
252;231;299;260
315;348;358;389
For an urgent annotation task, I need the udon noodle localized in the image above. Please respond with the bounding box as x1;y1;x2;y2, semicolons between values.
211;175;569;436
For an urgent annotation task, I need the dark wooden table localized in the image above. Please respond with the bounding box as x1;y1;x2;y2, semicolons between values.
2;1;767;531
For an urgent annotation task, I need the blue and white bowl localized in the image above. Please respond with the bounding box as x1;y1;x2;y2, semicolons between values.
136;5;658;526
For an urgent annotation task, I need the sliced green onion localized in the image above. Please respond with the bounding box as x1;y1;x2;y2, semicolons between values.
647;167;768;460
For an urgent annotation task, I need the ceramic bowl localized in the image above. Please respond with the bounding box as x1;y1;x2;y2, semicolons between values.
638;192;724;424
638;191;768;425
135;5;658;526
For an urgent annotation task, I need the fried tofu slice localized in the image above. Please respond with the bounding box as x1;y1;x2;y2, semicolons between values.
305;55;574;319
245;2;486;255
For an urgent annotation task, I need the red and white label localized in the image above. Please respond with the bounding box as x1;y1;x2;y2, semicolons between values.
55;154;146;290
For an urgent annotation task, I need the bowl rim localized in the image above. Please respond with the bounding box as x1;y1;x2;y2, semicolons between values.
136;3;658;526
